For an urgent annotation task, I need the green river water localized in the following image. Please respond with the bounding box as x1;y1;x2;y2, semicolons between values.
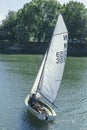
0;55;87;130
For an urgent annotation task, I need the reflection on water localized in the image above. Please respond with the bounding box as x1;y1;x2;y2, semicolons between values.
23;109;49;130
0;55;87;130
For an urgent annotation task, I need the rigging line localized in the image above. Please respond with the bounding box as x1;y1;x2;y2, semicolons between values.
37;89;57;108
36;49;48;92
35;53;47;95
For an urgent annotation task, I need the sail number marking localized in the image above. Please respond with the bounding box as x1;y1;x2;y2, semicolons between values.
56;34;68;64
56;50;67;64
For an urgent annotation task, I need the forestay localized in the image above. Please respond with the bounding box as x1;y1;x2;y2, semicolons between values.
31;14;68;104
31;52;47;97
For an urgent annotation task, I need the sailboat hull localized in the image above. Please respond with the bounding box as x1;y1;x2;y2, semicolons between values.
25;95;57;121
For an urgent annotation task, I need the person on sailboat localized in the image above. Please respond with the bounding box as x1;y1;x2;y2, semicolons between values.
28;93;41;112
28;93;37;107
29;93;48;115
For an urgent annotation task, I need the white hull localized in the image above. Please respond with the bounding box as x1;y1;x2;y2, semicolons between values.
25;95;57;121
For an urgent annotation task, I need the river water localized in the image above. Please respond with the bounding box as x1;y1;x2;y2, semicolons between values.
0;55;87;130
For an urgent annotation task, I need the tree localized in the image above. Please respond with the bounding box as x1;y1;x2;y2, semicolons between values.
61;1;87;43
17;0;61;42
15;24;29;44
1;11;17;41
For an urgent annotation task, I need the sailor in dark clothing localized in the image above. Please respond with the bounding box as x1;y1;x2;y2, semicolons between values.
28;93;43;113
29;93;47;114
29;93;37;107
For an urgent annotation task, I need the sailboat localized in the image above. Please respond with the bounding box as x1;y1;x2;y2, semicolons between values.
25;14;68;121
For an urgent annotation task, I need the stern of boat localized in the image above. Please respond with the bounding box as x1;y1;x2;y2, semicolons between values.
25;94;57;121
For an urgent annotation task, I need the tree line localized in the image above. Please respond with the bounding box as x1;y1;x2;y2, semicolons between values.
0;0;87;48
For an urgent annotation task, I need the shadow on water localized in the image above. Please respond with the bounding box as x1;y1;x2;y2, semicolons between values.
22;108;49;130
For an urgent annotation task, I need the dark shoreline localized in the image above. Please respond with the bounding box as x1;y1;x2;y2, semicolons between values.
0;42;87;57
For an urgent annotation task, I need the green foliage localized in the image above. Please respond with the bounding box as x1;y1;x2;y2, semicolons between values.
15;24;29;44
0;0;87;48
1;11;17;41
17;0;61;42
61;1;87;43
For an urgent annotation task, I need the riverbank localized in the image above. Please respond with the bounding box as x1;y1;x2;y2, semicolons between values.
0;41;87;56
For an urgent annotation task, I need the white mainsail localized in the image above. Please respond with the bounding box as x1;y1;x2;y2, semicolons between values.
31;14;68;104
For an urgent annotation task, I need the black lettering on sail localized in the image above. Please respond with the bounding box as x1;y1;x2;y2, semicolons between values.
63;35;68;40
56;51;67;64
64;43;67;49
